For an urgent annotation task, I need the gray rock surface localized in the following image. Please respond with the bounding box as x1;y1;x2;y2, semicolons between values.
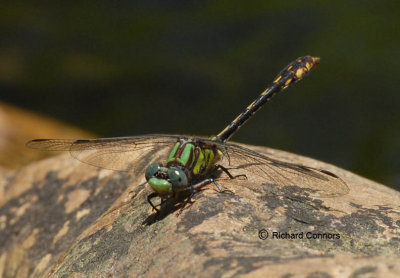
0;145;399;277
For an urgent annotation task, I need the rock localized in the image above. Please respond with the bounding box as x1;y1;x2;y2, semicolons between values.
0;144;399;277
0;102;93;170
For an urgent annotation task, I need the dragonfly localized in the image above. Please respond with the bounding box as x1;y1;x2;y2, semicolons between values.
27;56;349;212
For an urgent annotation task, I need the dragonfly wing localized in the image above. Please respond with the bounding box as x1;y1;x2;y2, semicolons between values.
27;135;181;172
213;141;349;198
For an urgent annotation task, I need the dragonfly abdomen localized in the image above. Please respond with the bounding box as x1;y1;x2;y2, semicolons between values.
214;56;320;142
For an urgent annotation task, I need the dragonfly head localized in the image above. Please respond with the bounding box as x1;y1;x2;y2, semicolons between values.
145;163;188;195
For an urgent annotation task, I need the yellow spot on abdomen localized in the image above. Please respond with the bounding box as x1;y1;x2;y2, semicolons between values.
295;68;305;79
246;100;257;109
273;75;282;83
312;57;320;64
284;78;293;86
233;113;243;123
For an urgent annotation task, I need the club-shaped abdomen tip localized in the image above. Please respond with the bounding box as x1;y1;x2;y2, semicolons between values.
312;56;320;65
301;56;320;73
293;56;320;80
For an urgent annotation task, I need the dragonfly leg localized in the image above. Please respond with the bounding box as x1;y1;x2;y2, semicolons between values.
177;178;216;215
147;192;160;212
177;177;234;215
192;177;231;194
192;178;217;191
214;164;247;180
177;193;194;215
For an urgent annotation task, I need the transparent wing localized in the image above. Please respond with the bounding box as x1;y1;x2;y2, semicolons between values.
194;138;349;198
27;135;349;198
26;135;181;172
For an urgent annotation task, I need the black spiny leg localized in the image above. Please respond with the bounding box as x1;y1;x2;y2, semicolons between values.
177;178;216;215
214;164;247;180
147;192;160;212
177;187;196;216
209;164;248;194
177;170;243;214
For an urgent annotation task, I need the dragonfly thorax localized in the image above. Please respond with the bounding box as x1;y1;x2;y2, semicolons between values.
145;138;222;196
167;139;222;175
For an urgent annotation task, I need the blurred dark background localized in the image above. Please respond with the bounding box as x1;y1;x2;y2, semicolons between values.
1;1;399;190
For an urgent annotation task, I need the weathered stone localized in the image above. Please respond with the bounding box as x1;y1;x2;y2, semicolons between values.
0;145;399;277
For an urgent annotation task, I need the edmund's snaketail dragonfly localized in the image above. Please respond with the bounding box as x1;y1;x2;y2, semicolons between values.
27;56;349;212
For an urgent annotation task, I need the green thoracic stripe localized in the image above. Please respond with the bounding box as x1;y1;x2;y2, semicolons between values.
167;142;180;162
204;149;213;171
166;139;222;176
177;143;195;166
192;148;205;175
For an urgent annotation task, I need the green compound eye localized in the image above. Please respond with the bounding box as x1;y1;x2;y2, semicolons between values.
168;167;188;190
145;163;161;181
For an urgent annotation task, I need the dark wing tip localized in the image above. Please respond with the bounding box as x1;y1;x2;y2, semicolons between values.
26;139;47;148
25;139;75;151
27;139;47;142
319;169;340;178
74;139;91;144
